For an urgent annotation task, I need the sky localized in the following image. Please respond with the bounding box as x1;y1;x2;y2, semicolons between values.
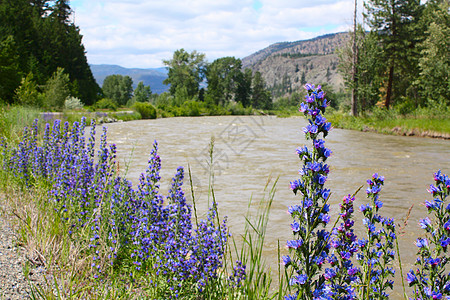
69;0;364;69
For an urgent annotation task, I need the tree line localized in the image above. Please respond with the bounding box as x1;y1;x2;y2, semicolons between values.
163;49;272;110
100;49;272;112
340;0;449;115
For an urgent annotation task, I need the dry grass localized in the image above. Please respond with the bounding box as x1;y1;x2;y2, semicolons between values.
0;183;99;298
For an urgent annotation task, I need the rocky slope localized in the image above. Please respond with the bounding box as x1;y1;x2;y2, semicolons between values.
242;32;350;97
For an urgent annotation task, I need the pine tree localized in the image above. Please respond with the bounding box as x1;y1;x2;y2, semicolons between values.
364;0;422;109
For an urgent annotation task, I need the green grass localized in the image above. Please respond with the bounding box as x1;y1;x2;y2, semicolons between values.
325;110;450;138
0;105;42;141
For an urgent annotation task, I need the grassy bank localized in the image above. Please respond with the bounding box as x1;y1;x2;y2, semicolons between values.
325;108;450;139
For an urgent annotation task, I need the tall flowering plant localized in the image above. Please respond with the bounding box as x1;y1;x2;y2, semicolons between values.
325;194;359;299
356;174;396;299
407;170;450;299
284;84;333;299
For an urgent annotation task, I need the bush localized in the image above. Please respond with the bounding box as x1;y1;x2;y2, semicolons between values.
64;96;84;110
132;102;157;119
180;100;201;116
44;67;70;110
15;72;41;107
94;98;117;111
227;102;253;115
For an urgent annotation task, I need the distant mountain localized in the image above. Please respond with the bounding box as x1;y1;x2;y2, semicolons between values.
90;64;169;94
242;32;350;97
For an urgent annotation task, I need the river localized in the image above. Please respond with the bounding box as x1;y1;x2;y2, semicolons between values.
104;115;449;299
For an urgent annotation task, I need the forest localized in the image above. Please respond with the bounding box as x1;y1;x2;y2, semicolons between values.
339;0;448;115
0;0;99;107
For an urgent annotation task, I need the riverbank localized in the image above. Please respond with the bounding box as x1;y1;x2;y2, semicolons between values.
325;111;450;139
2;104;449;144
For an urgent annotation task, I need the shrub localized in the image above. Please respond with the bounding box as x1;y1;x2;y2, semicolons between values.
44;67;70;110
64;96;84;110
180;100;201;116
94;98;117;110
132;102;157;119
15;72;41;107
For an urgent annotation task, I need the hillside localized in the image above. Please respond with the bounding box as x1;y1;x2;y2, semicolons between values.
242;32;350;97
90;64;169;94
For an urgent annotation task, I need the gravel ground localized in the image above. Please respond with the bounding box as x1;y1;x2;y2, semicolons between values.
0;202;46;300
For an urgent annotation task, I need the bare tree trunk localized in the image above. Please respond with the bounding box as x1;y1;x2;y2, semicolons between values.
385;65;394;109
385;2;396;110
351;0;358;116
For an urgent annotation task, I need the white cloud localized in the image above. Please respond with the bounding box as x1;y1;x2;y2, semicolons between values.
71;0;361;68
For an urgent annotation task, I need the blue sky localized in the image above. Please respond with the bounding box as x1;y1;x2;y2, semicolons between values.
69;0;364;68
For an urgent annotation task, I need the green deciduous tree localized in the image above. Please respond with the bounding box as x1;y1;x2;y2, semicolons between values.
416;1;449;106
102;75;133;106
163;49;206;99
131;81;152;104
205;57;245;106
338;27;385;112
251;71;272;110
236;68;253;107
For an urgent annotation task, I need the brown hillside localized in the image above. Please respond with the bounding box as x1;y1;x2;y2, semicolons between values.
242;32;350;97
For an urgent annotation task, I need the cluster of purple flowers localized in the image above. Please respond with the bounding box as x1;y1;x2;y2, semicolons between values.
228;260;247;288
284;84;333;299
407;170;450;300
326;194;359;299
355;173;396;300
1;118;230;297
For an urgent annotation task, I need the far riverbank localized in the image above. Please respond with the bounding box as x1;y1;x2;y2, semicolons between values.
324;111;450;139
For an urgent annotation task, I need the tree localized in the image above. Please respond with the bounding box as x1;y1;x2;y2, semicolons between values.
0;0;100;104
351;0;358;116
0;35;21;102
41;4;100;105
102;75;133;106
131;81;152;104
50;0;72;25
163;49;206;99
44;67;70;109
205;57;244;105
251;71;272;109
338;28;385;112
364;0;422;109
15;72;41;107
30;0;50;17
236;68;253;107
416;1;449;106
